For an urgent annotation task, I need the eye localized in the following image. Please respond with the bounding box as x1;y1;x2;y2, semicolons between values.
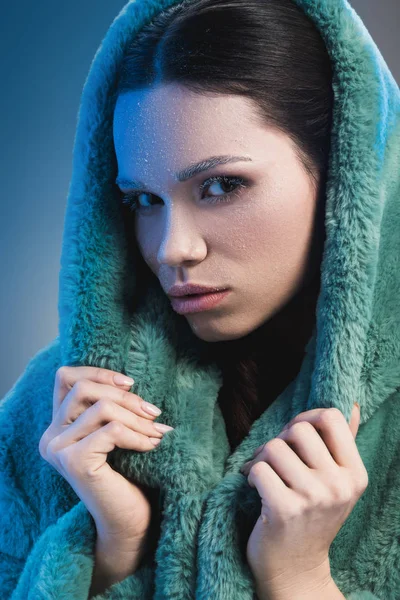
119;174;248;213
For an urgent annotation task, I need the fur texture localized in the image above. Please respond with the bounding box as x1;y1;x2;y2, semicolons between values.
0;0;399;598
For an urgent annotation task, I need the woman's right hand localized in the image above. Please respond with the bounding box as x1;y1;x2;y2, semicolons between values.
38;366;173;548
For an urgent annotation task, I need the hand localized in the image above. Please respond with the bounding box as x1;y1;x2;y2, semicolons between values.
240;403;368;598
39;366;174;548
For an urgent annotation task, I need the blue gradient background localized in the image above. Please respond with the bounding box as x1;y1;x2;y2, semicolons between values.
1;1;399;398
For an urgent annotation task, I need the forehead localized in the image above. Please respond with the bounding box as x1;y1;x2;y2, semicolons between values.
112;84;298;190
112;84;261;146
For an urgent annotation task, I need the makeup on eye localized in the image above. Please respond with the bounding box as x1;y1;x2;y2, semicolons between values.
118;173;250;212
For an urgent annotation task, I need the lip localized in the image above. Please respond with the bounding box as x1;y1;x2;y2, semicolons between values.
168;283;228;297
170;289;231;314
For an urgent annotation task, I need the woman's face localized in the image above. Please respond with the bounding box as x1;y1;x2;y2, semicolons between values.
113;83;324;342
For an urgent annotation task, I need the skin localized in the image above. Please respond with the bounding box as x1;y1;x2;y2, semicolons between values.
112;84;365;598
113;82;325;349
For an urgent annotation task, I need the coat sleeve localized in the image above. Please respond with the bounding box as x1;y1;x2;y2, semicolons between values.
0;340;155;600
1;501;155;600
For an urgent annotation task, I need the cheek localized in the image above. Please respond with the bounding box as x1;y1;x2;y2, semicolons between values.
132;186;315;273
264;200;315;259
222;193;317;317
225;193;314;264
254;189;318;298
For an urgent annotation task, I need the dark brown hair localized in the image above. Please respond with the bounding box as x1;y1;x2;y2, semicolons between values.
115;0;333;450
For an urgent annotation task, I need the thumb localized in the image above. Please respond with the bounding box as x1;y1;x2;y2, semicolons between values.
348;402;360;439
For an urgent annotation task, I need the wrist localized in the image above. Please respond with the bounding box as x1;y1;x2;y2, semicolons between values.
97;526;147;552
89;533;146;598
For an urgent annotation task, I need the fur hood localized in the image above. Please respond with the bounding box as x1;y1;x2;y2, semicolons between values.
1;0;399;598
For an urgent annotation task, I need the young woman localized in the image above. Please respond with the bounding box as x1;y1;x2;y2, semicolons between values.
1;0;399;598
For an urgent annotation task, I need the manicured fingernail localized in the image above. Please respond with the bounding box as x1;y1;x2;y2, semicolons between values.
113;374;135;386
142;401;162;416
149;437;162;446
153;423;174;433
240;461;251;473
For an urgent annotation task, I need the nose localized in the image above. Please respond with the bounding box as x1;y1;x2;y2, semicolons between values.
156;206;207;267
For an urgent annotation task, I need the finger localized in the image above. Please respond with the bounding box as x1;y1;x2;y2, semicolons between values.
52;423;162;526
54;379;161;428
242;422;337;475
78;421;164;470
246;460;293;521
48;399;169;457
49;419;163;472
281;408;333;432
281;407;362;469
53;366;136;419
255;437;322;496
281;404;360;436
245;404;360;465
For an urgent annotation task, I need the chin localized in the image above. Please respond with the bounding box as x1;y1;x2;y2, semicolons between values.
188;317;254;343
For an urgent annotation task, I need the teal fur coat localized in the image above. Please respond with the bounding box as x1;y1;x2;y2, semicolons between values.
1;0;399;598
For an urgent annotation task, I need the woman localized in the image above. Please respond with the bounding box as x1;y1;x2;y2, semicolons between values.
0;0;399;598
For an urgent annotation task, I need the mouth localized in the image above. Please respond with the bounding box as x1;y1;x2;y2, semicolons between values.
167;284;230;297
170;289;231;314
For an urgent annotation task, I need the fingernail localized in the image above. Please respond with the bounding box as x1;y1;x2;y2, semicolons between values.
354;402;360;409
153;423;174;433
149;437;162;446
240;461;251;473
113;374;135;386
142;401;162;416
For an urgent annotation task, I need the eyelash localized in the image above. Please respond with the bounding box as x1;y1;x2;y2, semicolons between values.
119;174;248;213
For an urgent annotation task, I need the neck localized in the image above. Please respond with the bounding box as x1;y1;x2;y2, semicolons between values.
208;272;321;452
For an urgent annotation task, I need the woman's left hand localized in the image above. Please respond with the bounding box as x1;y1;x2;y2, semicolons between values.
240;403;369;597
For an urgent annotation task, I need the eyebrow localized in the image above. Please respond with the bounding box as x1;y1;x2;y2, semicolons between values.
115;155;253;189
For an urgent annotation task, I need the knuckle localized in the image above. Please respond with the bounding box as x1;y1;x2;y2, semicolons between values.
318;408;344;427
295;498;309;515
118;389;129;403
55;366;69;384
74;379;90;398
38;439;46;459
38;432;49;459
356;469;369;492
46;436;60;457
290;421;314;435
105;420;125;437
329;482;352;504
307;488;330;507
119;388;137;406
267;437;287;452
56;447;77;474
249;461;266;477
95;397;113;416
